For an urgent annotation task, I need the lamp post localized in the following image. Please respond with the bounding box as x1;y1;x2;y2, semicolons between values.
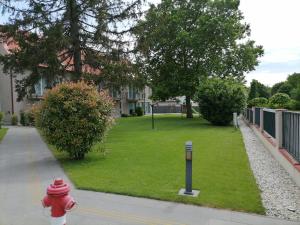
151;102;158;129
185;141;193;194
178;141;200;197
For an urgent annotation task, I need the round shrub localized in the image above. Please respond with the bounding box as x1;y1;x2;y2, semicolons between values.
269;93;291;109
196;78;247;126
135;106;143;116
26;109;35;126
248;97;268;108
20;111;28;126
11;114;18;125
35;81;114;160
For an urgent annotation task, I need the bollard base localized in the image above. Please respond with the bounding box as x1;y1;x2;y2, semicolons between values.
178;188;200;197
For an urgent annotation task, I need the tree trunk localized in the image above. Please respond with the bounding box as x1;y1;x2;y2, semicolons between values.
186;95;193;118
69;0;82;80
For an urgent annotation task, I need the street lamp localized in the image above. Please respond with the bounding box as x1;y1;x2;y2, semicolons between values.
151;102;158;129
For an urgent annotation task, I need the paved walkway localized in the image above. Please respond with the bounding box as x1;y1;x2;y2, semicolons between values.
0;127;299;225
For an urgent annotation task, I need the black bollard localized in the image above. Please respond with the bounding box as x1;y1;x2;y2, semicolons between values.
185;141;193;195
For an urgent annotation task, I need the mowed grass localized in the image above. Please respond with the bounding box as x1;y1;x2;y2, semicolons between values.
0;128;8;142
51;114;264;214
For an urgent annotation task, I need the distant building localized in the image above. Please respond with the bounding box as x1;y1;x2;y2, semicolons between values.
0;38;152;124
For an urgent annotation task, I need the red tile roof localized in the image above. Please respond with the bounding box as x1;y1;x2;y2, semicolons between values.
0;35;101;75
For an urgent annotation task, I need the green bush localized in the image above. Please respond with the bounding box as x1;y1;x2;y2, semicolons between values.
247;97;268;108
269;93;291;109
11;114;18;125
0;112;3;129
26;109;35;126
135;106;143;116
35;81;114;160
20;110;35;126
20;111;28;126
287;99;298;110
196;78;247;126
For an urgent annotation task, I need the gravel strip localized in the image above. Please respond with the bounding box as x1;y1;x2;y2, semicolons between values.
239;119;300;221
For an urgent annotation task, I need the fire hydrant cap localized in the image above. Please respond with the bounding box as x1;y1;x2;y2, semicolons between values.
47;178;70;196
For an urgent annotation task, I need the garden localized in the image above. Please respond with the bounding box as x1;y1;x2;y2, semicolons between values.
48;114;264;214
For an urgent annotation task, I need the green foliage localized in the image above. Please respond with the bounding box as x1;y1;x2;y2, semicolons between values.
248;97;268;108
51;115;264;214
271;81;292;96
248;79;270;100
196;78;247;126
35;81;114;160
20;111;27;126
269;93;291;109
11;114;18;125
287;73;300;89
135;106;143;116
271;82;285;96
20;110;35;126
277;82;292;96
0;0;142;100
26;109;35;126
0;128;8;143
0;112;3;129
135;0;263;118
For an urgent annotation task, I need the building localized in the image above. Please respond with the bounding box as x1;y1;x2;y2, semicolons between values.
109;85;152;117
0;38;152;124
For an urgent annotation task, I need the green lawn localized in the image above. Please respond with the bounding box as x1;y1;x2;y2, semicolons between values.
0;128;8;143
51;114;264;214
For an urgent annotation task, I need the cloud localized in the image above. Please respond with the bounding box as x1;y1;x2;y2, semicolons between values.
240;0;300;86
246;71;289;86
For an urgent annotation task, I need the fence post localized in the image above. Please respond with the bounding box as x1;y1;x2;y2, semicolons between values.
275;109;286;149
260;108;264;132
252;107;255;124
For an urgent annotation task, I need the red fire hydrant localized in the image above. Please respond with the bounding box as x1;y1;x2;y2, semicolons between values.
42;178;76;225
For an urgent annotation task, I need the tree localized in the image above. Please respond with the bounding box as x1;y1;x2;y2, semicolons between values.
248;79;270;100
0;0;142;100
271;81;292;96
134;0;263;118
196;78;247;125
287;73;300;90
271;82;285;96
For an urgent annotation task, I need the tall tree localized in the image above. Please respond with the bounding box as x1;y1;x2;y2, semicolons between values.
0;0;142;100
134;0;263;118
276;82;292;96
248;79;270;100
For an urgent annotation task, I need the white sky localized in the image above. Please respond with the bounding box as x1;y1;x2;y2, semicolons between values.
1;0;299;87
239;0;300;86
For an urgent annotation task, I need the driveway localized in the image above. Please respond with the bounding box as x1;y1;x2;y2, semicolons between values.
0;127;299;225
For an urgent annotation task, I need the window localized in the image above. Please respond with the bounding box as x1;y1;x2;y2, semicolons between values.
34;76;47;96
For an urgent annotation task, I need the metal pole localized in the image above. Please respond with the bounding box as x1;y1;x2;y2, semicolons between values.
151;104;154;129
10;70;14;114
185;141;193;195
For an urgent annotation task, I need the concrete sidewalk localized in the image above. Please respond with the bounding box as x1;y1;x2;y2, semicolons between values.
0;127;299;225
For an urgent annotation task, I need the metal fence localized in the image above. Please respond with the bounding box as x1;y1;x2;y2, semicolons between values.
283;111;300;163
255;107;260;126
263;109;276;138
249;109;253;123
244;108;253;123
